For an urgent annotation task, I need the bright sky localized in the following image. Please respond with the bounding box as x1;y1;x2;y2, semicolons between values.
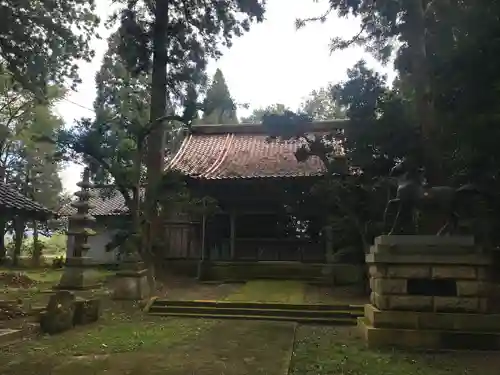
55;0;394;194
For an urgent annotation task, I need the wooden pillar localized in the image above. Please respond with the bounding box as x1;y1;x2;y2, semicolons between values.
201;213;207;261
230;212;236;260
324;225;334;263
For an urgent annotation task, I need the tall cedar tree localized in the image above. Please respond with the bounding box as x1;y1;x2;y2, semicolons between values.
0;1;99;93
202;69;238;124
297;0;442;182
112;0;265;260
0;76;64;262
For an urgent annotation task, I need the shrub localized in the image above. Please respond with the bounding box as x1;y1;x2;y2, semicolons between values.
52;256;65;269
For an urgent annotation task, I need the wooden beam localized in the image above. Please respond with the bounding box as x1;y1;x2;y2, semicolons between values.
190;119;349;135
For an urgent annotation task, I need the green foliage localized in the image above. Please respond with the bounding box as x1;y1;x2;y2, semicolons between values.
111;0;265;113
262;61;416;252
0;0;99;93
5;233;67;258
302;85;346;120
202;69;238;124
241;103;291;123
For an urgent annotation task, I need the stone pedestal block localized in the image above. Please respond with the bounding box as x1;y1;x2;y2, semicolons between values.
112;267;150;300
360;235;500;350
73;298;101;325
54;257;102;291
40;291;76;335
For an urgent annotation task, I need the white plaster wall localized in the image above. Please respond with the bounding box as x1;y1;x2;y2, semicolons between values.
66;229;119;265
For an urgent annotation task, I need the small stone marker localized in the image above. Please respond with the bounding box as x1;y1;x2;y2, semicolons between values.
112;253;150;300
40;291;76;335
73;298;101;325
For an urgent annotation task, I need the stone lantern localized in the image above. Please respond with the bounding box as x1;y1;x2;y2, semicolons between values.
55;167;99;290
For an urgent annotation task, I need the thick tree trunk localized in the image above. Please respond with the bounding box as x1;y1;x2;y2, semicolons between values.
0;219;6;263
144;1;169;289
13;218;24;267
406;0;443;185
32;220;41;267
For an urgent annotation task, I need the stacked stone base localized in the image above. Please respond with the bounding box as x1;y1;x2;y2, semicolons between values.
360;235;500;350
112;261;150;300
358;305;500;350
54;257;102;291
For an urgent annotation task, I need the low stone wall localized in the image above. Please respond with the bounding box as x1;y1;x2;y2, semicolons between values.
159;259;364;285
161;259;200;278
200;261;364;285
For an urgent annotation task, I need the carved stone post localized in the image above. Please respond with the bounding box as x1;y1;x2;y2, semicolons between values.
55;167;99;290
111;214;149;300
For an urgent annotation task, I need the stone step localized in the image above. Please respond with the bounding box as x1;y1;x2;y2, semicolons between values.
0;329;23;346
149;311;357;325
149;305;363;319
152;299;364;311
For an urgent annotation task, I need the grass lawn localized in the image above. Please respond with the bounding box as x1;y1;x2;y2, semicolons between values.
290;325;500;375
224;280;305;304
0;268;114;307
1;303;296;375
1;276;498;375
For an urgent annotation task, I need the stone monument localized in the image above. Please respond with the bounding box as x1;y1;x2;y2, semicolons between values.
358;235;500;350
112;237;150;300
55;167;100;290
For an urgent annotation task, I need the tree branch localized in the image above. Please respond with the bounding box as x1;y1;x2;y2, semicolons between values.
330;23;367;52
296;4;335;29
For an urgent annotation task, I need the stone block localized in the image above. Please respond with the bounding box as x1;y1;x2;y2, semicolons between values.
366;253;491;266
112;269;150;300
432;266;477;279
433;296;478;313
477;266;494;281
40;291;76;335
372;278;407;294
364;304;417;328
54;260;102;291
365;304;500;332
375;235;474;247
73;298;101;325
388;295;433;311
358;317;500;350
479;296;500;313
368;265;386;278
370;292;389;310
358;317;441;349
456;281;489;297
387;265;430;278
372;244;478;255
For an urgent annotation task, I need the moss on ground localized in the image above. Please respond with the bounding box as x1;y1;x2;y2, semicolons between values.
224;280;305;303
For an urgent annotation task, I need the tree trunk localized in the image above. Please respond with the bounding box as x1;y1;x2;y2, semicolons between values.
32;220;41;267
406;0;443;184
0;219;6;264
13;217;24;267
144;1;169;287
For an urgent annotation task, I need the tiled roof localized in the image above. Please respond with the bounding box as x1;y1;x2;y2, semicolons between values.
167;120;346;179
59;121;347;216
0;183;53;217
58;187;135;217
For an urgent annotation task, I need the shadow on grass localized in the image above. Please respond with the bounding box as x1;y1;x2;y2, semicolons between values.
290;325;500;375
1;304;296;375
